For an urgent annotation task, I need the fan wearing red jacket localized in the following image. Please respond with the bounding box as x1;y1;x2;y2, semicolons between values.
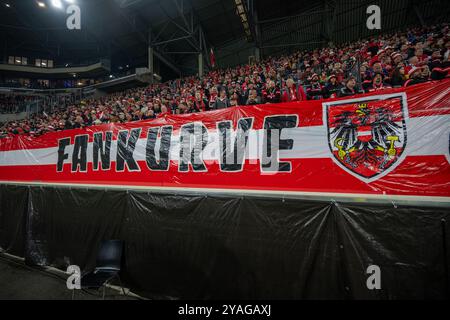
281;78;306;102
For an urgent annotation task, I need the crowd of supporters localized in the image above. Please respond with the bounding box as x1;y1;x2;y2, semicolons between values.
1;23;449;137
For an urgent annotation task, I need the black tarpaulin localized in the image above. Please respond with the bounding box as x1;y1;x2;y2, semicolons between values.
0;184;449;299
0;185;27;257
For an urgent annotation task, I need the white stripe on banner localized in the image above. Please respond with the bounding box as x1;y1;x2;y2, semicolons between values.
0;115;449;166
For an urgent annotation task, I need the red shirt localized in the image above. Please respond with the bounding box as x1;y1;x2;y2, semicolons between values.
281;84;306;102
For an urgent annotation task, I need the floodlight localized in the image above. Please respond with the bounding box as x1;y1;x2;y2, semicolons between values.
51;0;63;9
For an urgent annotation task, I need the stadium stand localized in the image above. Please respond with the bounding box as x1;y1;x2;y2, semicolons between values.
1;23;449;138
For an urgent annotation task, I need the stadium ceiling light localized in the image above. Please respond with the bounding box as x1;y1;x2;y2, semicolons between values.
37;1;46;8
51;0;63;9
234;0;252;39
5;3;11;8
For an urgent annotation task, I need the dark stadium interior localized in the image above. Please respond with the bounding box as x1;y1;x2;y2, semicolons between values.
1;0;448;79
1;0;250;79
0;0;449;301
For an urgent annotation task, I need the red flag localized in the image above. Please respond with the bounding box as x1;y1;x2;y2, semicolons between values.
210;48;216;68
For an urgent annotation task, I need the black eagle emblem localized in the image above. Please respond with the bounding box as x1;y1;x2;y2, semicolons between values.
329;102;405;177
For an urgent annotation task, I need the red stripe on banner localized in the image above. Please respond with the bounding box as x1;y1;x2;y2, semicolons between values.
0;156;448;197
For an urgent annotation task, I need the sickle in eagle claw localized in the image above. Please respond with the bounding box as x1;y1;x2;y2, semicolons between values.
334;138;347;160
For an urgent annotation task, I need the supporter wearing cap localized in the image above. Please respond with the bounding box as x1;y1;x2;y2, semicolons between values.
323;74;342;99
369;49;386;66
390;51;401;63
384;45;394;56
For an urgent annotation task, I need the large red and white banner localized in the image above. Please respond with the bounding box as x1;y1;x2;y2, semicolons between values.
0;79;449;198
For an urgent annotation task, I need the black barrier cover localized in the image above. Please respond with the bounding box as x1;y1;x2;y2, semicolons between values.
0;185;449;299
0;185;27;257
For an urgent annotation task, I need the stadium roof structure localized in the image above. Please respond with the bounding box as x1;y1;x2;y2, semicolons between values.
1;0;256;78
0;0;448;80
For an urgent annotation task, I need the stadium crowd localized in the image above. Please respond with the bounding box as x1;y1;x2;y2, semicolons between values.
1;23;449;137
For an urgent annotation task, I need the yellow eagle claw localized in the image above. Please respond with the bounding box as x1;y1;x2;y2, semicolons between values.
388;148;397;157
334;138;347;160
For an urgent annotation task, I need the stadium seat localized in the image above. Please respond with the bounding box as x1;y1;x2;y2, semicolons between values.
74;240;126;300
